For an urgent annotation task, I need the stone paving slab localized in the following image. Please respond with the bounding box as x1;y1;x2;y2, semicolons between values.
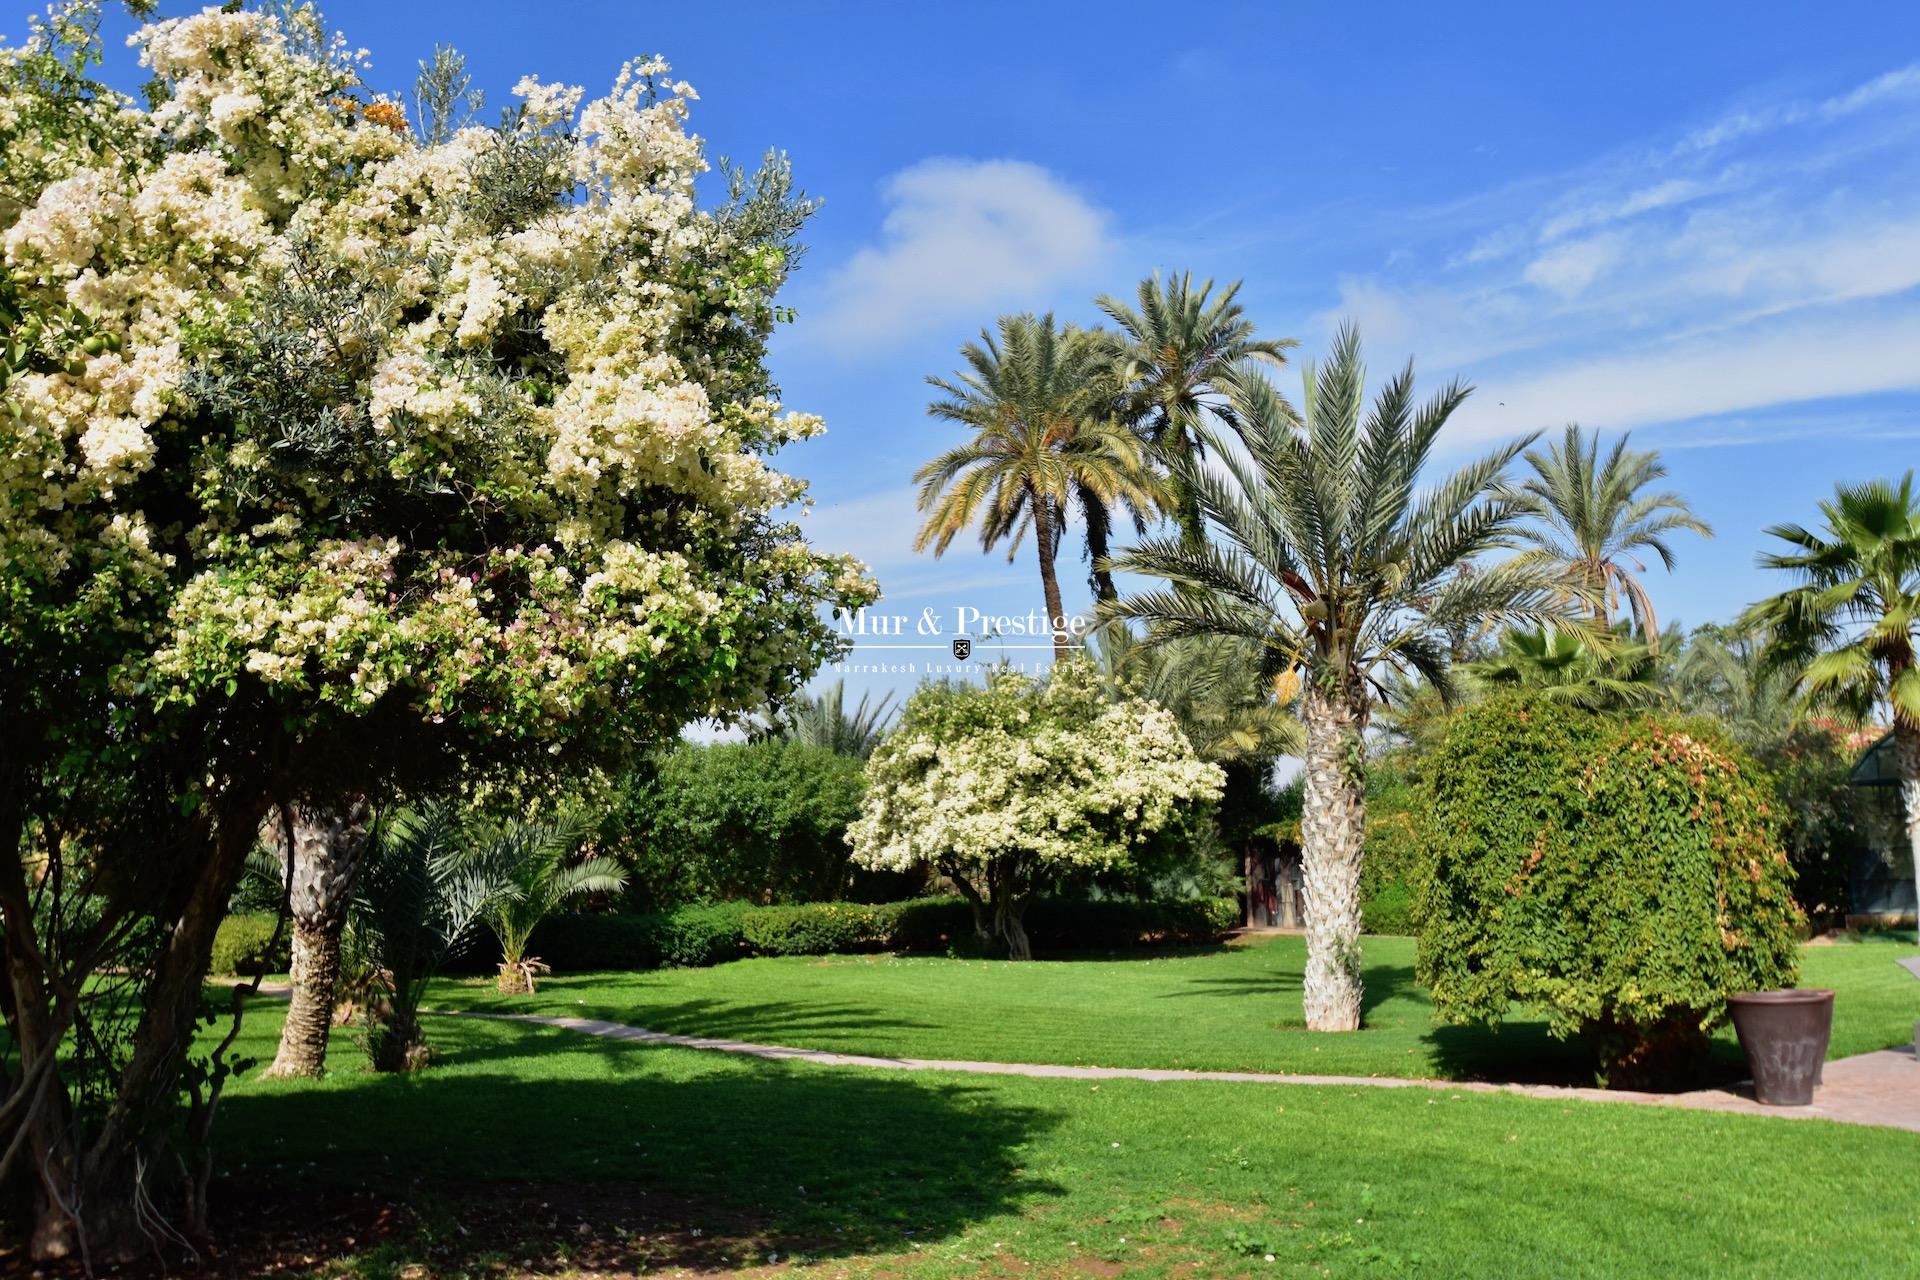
444;1009;1920;1135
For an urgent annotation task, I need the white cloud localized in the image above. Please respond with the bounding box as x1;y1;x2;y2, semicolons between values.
798;158;1113;356
1538;178;1713;243
1449;309;1920;444
800;484;924;572
1521;235;1620;297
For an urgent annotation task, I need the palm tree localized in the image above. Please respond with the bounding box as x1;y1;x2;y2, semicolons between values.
1744;473;1920;899
764;679;895;758
1517;425;1712;650
1096;272;1295;545
349;805;546;1070
1104;326;1577;1031
487;823;625;994
1669;622;1799;745
1465;625;1663;711
915;314;1161;649
1094;627;1303;763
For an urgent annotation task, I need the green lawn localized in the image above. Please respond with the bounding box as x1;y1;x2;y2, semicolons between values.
213;997;1920;1279
432;934;1920;1084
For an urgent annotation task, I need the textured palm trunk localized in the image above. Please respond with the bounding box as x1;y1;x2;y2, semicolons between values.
1299;686;1366;1031
265;797;371;1078
1031;496;1070;661
1896;720;1920;932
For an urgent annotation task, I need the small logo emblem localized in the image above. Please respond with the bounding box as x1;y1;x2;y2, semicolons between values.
951;637;972;661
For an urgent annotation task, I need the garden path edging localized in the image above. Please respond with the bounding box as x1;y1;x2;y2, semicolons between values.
430;1006;1920;1134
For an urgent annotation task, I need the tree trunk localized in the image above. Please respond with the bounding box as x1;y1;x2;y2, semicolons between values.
56;791;268;1262
1298;685;1366;1031
1032;496;1070;661
1077;482;1118;603
995;893;1032;961
265;797;371;1078
1895;719;1920;936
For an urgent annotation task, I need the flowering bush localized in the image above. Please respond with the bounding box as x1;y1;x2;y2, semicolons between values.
0;4;869;1257
848;659;1224;958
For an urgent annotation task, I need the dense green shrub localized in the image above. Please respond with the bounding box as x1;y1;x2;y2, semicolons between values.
603;740;870;910
208;913;289;977
1415;694;1803;1085
739;902;893;956
522;896;1238;970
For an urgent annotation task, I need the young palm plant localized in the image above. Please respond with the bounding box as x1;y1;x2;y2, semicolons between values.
1104;325;1580;1030
916;313;1164;639
1097;272;1295;546
1744;473;1920;901
1517;425;1711;649
488;822;624;994
350;805;556;1070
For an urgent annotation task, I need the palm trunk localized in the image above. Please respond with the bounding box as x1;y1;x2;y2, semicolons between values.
265;797;371;1078
1895;719;1920;935
1032;497;1070;661
1299;685;1366;1031
1077;483;1118;603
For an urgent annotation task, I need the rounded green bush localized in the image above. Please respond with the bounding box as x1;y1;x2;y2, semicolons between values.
1414;693;1803;1084
209;913;289;977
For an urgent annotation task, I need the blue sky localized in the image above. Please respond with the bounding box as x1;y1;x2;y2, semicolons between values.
45;1;1920;702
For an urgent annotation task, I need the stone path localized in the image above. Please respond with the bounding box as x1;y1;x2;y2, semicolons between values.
1898;955;1920;982
442;1008;1920;1135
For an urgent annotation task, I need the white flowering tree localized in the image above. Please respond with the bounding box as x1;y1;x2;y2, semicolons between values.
0;4;870;1261
849;659;1224;959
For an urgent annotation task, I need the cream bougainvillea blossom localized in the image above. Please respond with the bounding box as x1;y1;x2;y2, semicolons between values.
1;3;873;748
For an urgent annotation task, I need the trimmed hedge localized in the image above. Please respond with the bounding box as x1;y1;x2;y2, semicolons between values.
210;912;290;977
520;896;1238;972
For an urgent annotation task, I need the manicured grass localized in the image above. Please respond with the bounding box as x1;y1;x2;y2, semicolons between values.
213;999;1920;1278
434;934;1920;1083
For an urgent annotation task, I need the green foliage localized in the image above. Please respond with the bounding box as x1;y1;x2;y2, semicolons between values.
517;897;1239;971
606;739;868;910
758;678;895;759
1466;625;1664;711
1415;694;1804;1084
208;913;289;977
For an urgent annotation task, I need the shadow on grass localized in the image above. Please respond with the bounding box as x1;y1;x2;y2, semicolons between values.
218;1016;1060;1259
1421;1019;1752;1087
450;996;939;1052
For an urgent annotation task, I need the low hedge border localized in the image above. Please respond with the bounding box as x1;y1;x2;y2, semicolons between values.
515;895;1240;973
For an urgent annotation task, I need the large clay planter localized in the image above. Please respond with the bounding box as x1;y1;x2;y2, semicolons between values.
1727;989;1834;1106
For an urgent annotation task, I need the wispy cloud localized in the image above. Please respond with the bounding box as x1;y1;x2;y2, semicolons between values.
795;158;1113;358
1307;60;1920;445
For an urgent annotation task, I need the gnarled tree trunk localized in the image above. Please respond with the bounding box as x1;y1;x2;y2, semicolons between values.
265;796;371;1078
1299;685;1366;1031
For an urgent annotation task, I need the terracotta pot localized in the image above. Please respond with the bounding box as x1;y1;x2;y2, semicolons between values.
1727;989;1834;1106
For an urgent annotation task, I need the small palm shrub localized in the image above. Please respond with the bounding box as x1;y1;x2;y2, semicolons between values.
351;806;521;1071
486;820;625;994
1414;693;1803;1086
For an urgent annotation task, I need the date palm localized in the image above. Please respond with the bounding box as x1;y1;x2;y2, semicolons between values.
487;820;624;994
1517;425;1711;649
1097;272;1295;545
764;679;895;759
1104;325;1577;1030
1744;473;1920;904
916;314;1161;649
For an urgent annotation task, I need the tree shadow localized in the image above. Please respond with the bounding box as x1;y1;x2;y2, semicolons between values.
217;1015;1061;1262
1420;1020;1750;1088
